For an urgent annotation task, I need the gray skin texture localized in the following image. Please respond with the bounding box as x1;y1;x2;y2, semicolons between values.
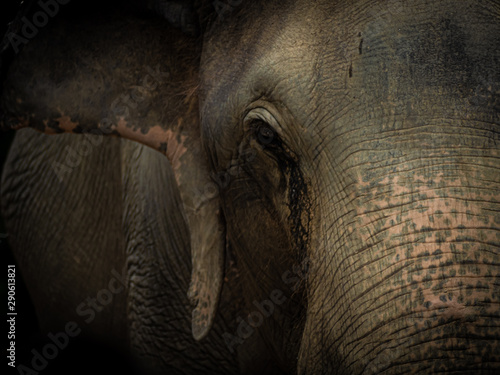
1;0;500;374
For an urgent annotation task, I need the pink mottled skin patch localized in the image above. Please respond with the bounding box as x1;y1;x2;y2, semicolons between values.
113;118;188;172
54;115;79;132
304;163;500;372
418;296;475;318
352;171;499;325
6;112;189;172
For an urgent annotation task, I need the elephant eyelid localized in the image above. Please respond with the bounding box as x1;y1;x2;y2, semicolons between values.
243;106;284;148
241;117;280;148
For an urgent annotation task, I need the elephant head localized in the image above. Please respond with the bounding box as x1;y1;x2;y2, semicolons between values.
1;0;499;373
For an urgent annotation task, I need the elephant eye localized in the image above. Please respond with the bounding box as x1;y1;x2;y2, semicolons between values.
256;122;276;146
243;105;283;151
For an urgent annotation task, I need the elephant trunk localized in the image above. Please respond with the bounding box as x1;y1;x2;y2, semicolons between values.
299;148;500;374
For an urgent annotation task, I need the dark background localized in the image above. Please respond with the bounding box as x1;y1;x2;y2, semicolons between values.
1;2;41;374
1;2;143;374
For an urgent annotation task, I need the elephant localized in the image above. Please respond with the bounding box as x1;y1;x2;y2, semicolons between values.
1;0;499;374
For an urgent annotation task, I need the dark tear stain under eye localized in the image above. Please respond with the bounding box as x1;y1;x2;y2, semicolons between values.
253;129;312;257
285;159;311;258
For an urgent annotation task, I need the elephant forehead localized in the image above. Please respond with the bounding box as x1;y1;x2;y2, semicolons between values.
200;0;499;153
199;0;410;110
199;2;334;126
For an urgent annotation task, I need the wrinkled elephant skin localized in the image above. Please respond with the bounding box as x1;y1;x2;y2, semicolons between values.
1;0;499;374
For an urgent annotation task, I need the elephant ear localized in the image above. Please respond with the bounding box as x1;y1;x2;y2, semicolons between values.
0;1;222;340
